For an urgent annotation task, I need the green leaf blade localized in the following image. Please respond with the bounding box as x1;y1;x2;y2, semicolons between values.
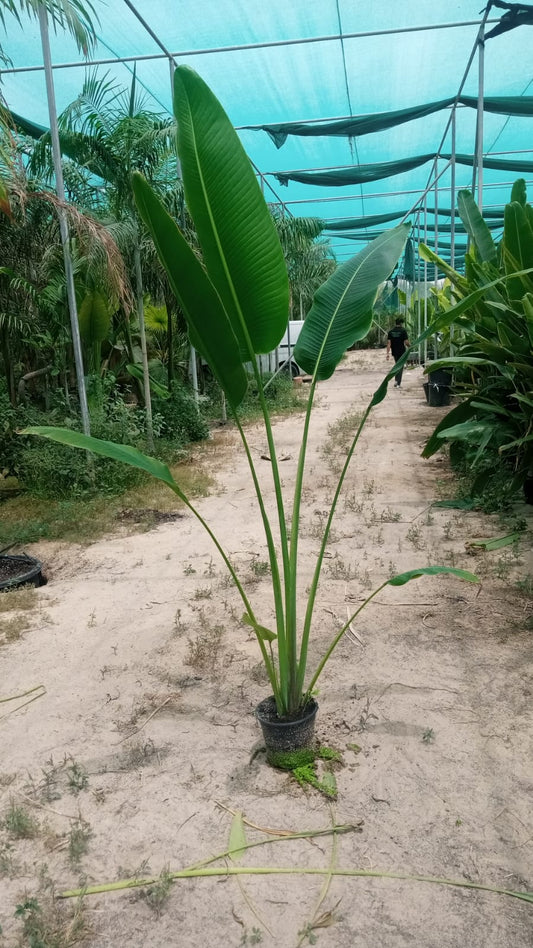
22;427;184;497
132;172;248;407
457;190;497;264
294;223;411;379
174;66;289;356
387;566;479;587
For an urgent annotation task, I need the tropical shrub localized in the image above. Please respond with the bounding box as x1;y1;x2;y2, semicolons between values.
421;180;533;503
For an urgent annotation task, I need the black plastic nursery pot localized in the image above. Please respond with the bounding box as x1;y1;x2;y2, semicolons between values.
426;367;452;407
0;554;46;592
255;695;318;769
427;383;451;407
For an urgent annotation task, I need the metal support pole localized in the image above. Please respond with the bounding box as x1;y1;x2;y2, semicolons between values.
450;110;457;270
38;4;90;436
472;23;485;212
169;55;199;405
450;109;457;356
133;240;154;451
423;194;428;367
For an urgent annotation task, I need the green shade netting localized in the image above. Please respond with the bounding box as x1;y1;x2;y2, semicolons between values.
254;95;533;148
324;208;505;230
275;153;533;187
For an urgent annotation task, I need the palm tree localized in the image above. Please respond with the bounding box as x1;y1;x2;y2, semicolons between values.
271;212;336;318
30;69;176;448
0;0;98;55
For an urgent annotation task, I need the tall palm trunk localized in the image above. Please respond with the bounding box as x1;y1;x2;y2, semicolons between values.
133;237;154;451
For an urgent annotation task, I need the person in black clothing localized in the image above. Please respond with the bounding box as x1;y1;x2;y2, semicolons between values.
386;317;410;388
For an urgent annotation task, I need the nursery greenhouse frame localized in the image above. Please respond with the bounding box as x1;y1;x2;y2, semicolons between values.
2;0;533;339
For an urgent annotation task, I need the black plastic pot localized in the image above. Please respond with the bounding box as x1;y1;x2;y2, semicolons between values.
255;695;318;768
428;383;451;407
0;554;45;591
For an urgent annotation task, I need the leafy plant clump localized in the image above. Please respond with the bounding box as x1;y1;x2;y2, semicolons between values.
422;180;533;508
25;66;478;728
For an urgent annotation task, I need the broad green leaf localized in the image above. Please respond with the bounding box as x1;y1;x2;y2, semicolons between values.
468;532;522;552
126;363;170;399
294;223;410;379
436;420;497;443
497;321;530;354
132;173;248;407
422;398;476;457
457;190;497;264
510;178;527;206
320;771;337;797
419;244;470;292
174;66;289;356
22;427;186;498
387;566;478;587
78;290;110;344
228;811;247;861
503;202;533;299
242;613;277;642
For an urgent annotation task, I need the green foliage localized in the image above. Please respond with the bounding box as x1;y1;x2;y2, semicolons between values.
26;68;478;723
422;180;533;506
152;381;209;447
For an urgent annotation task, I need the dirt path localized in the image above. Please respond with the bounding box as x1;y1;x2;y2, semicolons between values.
1;351;532;948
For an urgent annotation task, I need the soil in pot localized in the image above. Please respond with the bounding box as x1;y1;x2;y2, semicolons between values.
255;695;318;769
0;555;46;591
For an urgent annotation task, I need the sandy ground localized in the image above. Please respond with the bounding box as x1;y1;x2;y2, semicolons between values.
1;351;532;948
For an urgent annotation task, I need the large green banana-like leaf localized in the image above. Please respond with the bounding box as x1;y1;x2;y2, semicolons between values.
457;190;497;265
78;290;110;344
132;172;248;407
173;66;289;357
293;223;410;380
422;399;476;458
22;427;186;496
503;202;533;300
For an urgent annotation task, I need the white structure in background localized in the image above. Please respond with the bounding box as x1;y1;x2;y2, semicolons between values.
257;319;306;378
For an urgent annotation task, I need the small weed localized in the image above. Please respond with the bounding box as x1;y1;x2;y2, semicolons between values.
67;761;88;796
173;608;187;634
203;558;216;577
380;506;401;522
326;556;355;581
120;738;159;770
250;558;270;578
0;586;37;612
183;564;196;575
0;840;15;877
363;479;379;497
1;615;30;643
344;492;364;514
140;867;173;916
14;892;88;948
374;527;384;546
3;801;38;838
387;560;398;578
68;818;91;868
424;509;435;526
186;613;224;673
193;586;212;600
516;574;533;596
87;610;97;628
443;520;454;540
240;926;263;945
422;728;435;744
406;523;424;550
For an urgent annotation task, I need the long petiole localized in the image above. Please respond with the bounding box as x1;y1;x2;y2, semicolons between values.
297;402;372;694
304;582;388;699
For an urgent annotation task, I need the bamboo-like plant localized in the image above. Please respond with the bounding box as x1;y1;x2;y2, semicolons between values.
25;68;478;722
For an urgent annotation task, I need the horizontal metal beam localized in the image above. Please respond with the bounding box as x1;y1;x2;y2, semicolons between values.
0;18;498;74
